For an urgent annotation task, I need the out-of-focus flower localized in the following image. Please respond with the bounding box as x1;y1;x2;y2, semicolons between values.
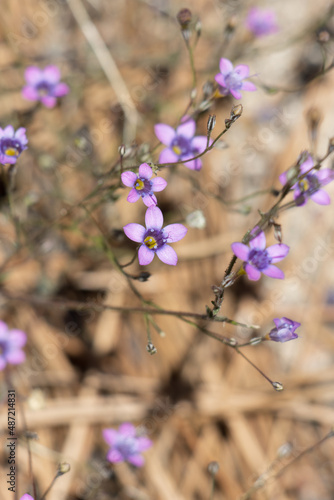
267;317;300;342
20;495;34;500
103;423;152;467
186;210;206;229
215;58;256;100
154;118;208;170
123;206;187;266
22;66;69;108
279;153;334;206
246;8;278;37
0;126;28;165
231;230;289;281
121;163;167;207
0;321;27;370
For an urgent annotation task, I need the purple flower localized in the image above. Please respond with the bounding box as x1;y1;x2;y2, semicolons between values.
279;154;334;206
0;126;28;165
121;163;167;207
215;58;257;100
231;230;289;281
267;317;300;342
22;66;69;108
0;321;27;370
246;8;278;37
103;423;152;467
123;206;187;266
154;118;208;170
20;496;34;500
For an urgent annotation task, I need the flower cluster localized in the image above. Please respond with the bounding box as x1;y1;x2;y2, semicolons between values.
103;423;152;467
22;66;69;108
0;321;27;370
279;153;334;206
215;58;256;100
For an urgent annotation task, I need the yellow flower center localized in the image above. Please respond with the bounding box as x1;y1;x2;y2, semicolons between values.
5;148;19;157
172;145;182;155
298;178;309;191
135;179;144;190
144;236;157;249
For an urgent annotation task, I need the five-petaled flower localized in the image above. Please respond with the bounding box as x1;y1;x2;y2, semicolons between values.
123;206;187;266
22;66;69;108
103;423;152;467
267;317;300;342
215;58;256;100
279;153;334;206
0;126;28;165
0;321;27;370
121;163;167;207
154;118;208;170
231;230;289;281
246;8;278;37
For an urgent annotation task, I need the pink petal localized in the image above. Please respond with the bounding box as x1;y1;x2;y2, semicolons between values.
215;74;226;87
102;428;118;445
20;495;34;500
121;171;137;187
22;86;39;101
136;437;153;451
145;206;163;230
138;163;153;179
266;244;289;262
241;81;257;92
219;58;234;75
0;321;8;336
154;123;176;145
159;148;178;164
10;330;27;347
279;171;288;185
123;223;145;242
43;65;61;83
262;265;284;279
41;96;57;108
317;169;334;185
245;263;261;281
138;245;155;265
310;190;331;205
156;245;178;265
151;177;167;192
127;189;140;203
163;223;187;242
15;128;28;143
299;154;313;174
0;357;6;370
119;423;136;436
54;82;69;97
191;136;208;153
143;194;157;207
128;454;145;467
234;64;249;79
230;89;242;99
3;125;14;137
176;119;196;139
249;231;266;250
6;350;25;365
24;66;42;84
107;449;124;463
184;159;202;170
231;242;250;261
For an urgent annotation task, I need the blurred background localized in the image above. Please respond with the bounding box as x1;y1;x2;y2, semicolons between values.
1;0;334;499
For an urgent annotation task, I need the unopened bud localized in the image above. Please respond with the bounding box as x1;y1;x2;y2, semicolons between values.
272;381;284;391
208;461;219;475
146;342;157;355
118;144;126;157
273;222;282;243
207;114;216;133
328;137;334;153
195;20;202;38
186;210;206;229
137;271;151;282
249;337;263;345
317;30;330;43
177;8;192;29
58;463;71;475
231;104;243;118
277;442;293;459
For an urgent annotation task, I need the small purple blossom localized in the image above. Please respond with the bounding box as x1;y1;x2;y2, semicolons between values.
246;8;278;37
20;496;34;500
267;317;300;342
279;153;334;206
123;206;187;266
0;321;27;370
154;118;208;170
231;230;289;281
103;423;152;467
22;66;69;108
0;126;28;165
121;163;167;207
215;58;256;100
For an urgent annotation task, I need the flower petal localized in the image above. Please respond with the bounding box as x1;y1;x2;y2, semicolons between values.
183;158;202;170
231;242;249;261
176;119;196;139
107;449;124;463
279;171;288;185
154;123;176;145
138;245;155;265
219;58;234;75
54;82;69;97
156;244;178;265
6;350;25;365
123;223;145;242
128;454;145;467
310;190;331;205
267;243;289;262
230;89;242;99
215;74;226;88
43;65;61;83
24;66;42;84
317;169;334;186
121;171;137;187
151;177;167;192
262;264;284;279
41;96;57;108
249;231;266;250
136;437;153;451
119;423;136;436
159;148;178;164
234;64;249;78
22;86;39;101
241;81;257;91
143;194;157;207
10;329;27;347
245;263;261;281
3;125;14;137
127;189;140;203
163;223;187;242
138;163;153;179
299;154;313;174
145;206;163;230
102;428;118;445
191;136;208;153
